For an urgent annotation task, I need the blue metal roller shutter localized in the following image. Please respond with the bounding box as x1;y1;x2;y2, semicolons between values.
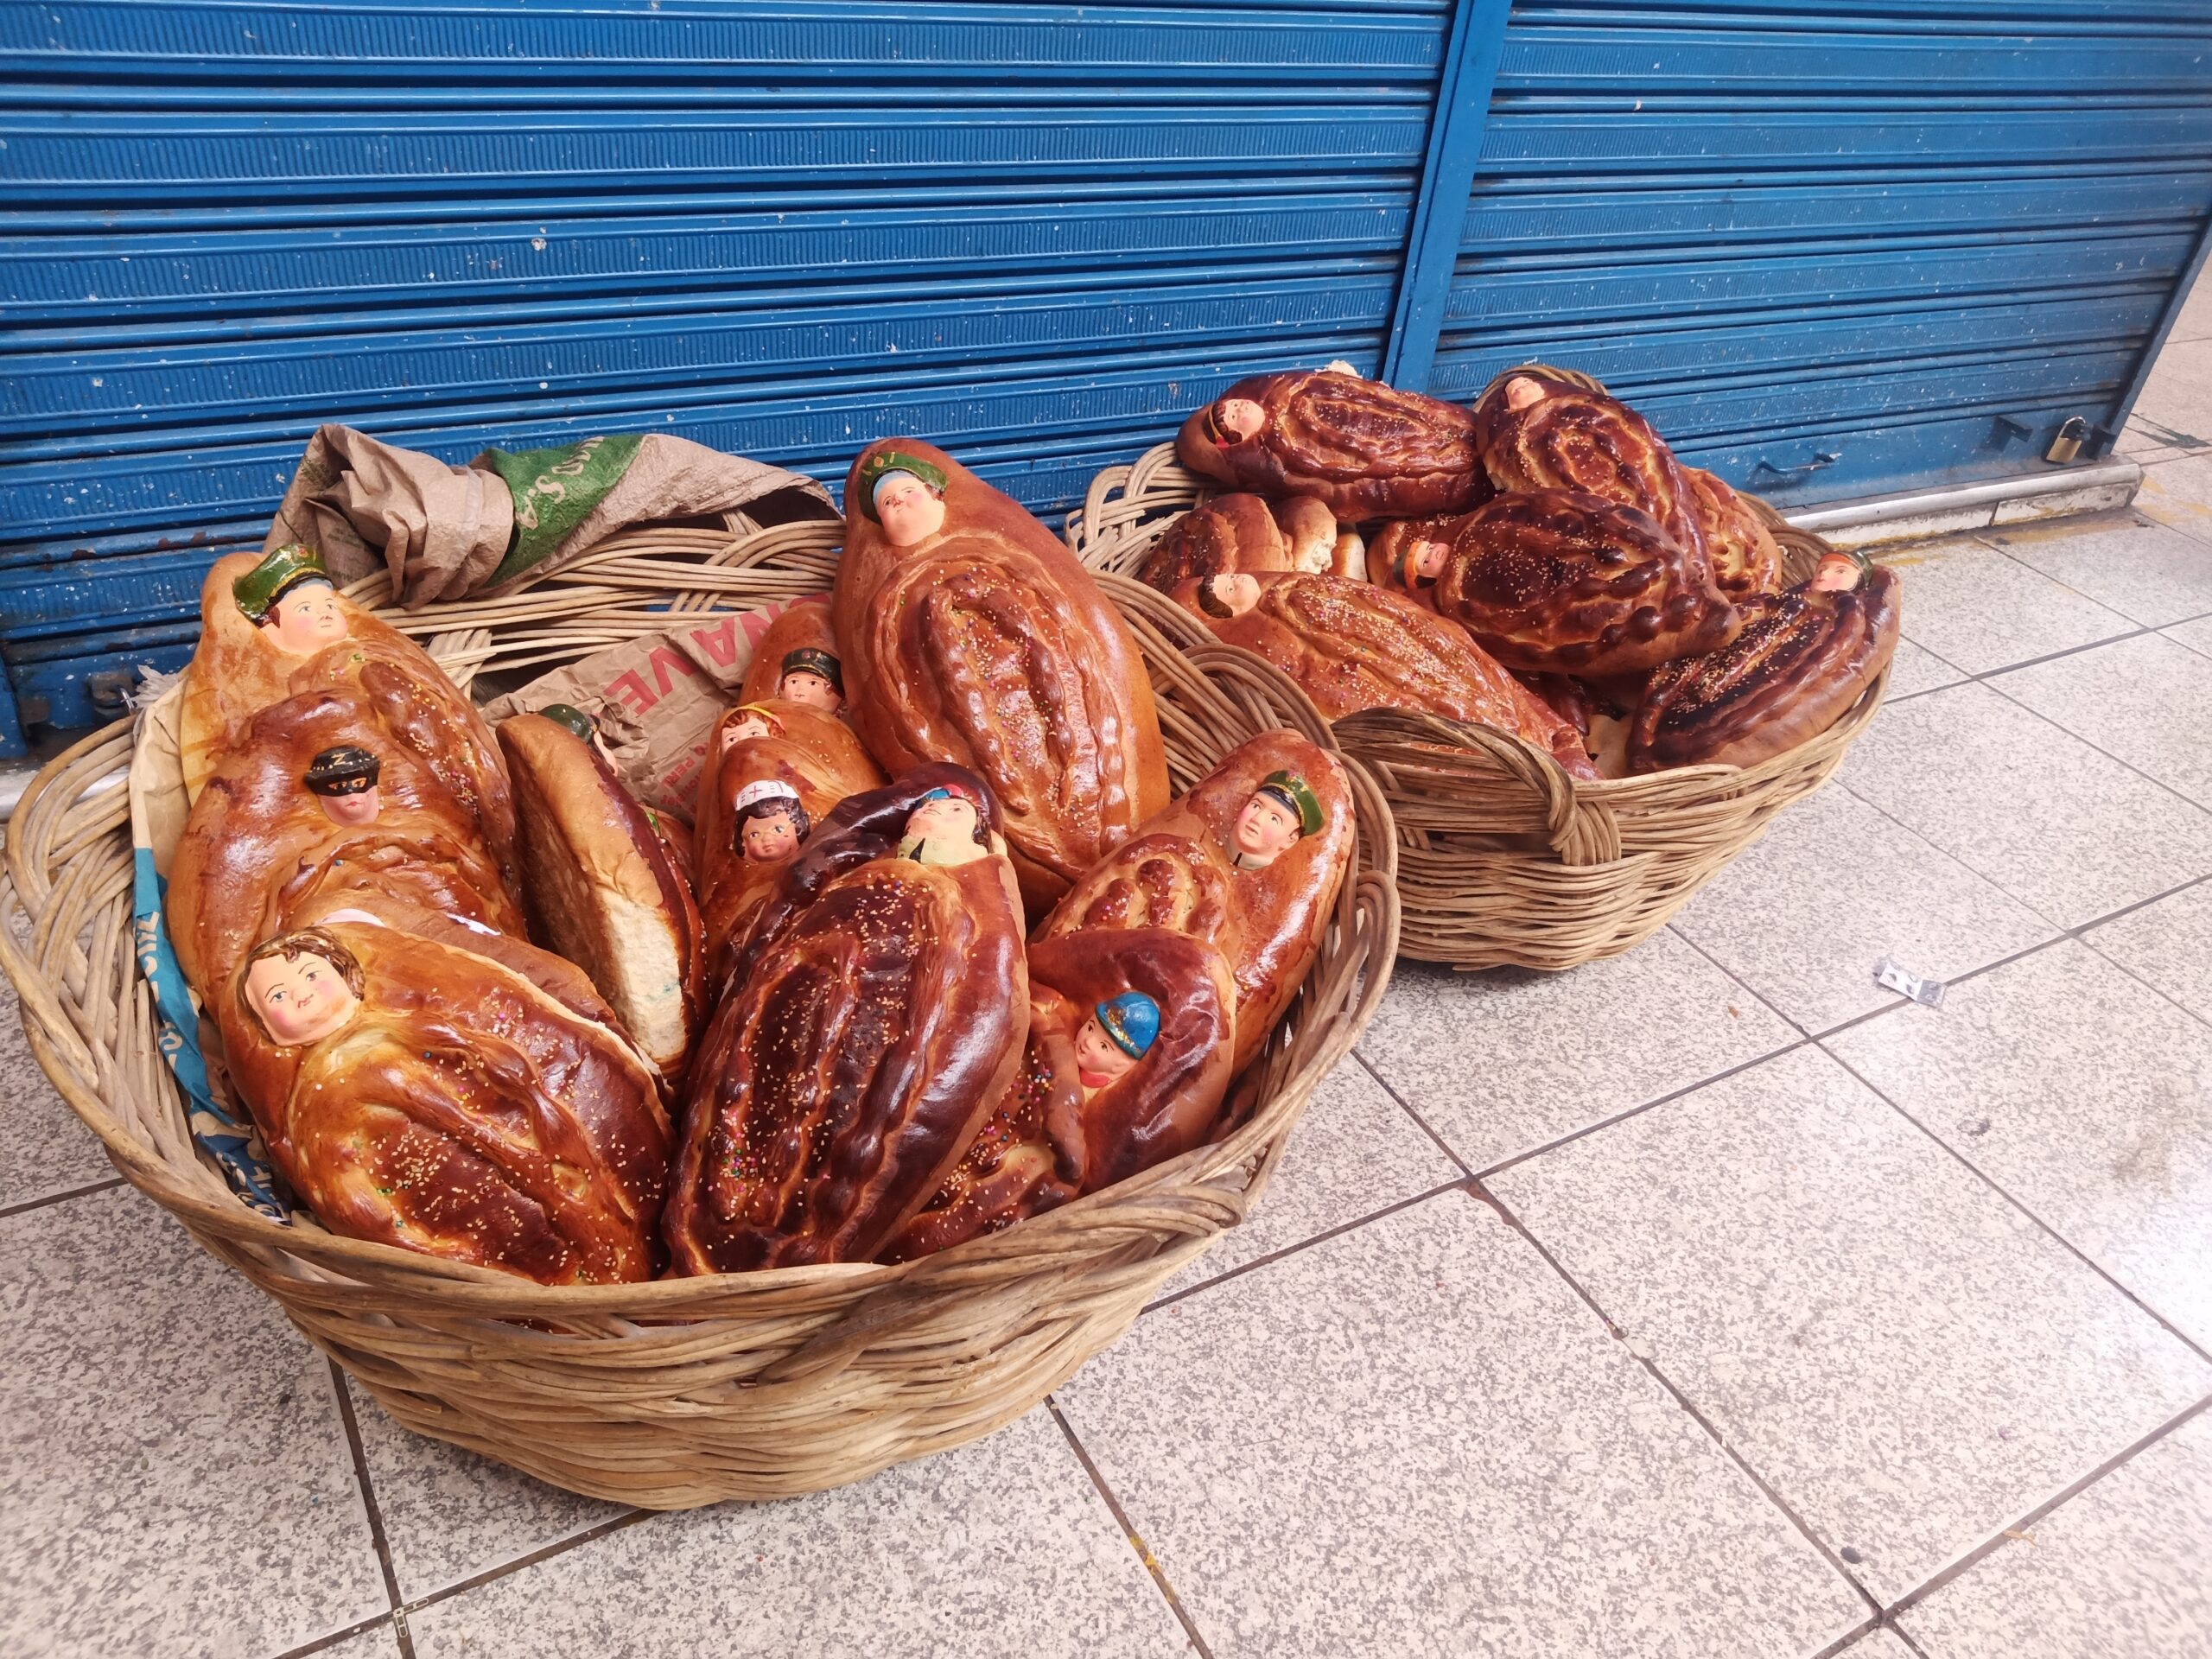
0;0;1452;742
1402;0;2212;505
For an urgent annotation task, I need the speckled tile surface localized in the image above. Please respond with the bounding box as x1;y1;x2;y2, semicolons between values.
1878;635;1969;701
1669;784;2058;1035
1156;1058;1461;1301
2167;613;2212;658
344;1376;628;1603
1488;1046;2212;1605
1995;632;2212;808
1901;1408;2212;1659
404;1408;1187;1659
2086;878;2212;1023
1827;941;2212;1352
1983;512;2212;628
0;977;115;1209
317;1623;406;1659
1059;1190;1866;1659
0;1185;387;1659
1876;537;2133;675
1838;681;2212;926
1838;1630;1917;1659
2130;336;2212;455
2136;453;2212;543
1356;935;1797;1173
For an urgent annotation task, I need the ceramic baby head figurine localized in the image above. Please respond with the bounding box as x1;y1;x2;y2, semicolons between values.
775;647;844;714
1229;769;1323;871
1193;573;1262;620
1204;395;1266;446
720;703;784;750
1503;375;1548;412
1809;549;1873;594
899;780;991;868
234;543;346;658
1390;537;1451;591
1072;989;1162;1094
238;927;364;1047
856;450;950;548
731;779;809;863
302;745;381;826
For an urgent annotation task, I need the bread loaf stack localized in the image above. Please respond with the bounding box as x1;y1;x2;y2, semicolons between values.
1160;365;1898;776
168;441;1355;1284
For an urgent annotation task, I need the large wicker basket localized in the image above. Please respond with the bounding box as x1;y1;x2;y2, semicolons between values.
0;515;1398;1507
1065;367;1888;971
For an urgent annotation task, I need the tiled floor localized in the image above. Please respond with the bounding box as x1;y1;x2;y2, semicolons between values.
9;368;2212;1659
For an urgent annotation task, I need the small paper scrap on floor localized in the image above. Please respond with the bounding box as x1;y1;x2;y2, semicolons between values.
1873;957;1947;1008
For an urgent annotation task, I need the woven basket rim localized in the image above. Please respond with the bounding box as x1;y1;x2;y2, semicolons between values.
0;554;1399;1320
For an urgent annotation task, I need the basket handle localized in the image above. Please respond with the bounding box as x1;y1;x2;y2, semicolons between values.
1332;706;1623;866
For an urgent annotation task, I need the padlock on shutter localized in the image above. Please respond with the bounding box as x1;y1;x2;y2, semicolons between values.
2045;416;2089;465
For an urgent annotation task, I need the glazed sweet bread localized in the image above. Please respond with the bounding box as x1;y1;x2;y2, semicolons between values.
218;908;673;1284
1683;467;1784;601
1472;373;1706;560
1171;571;1597;779
497;711;705;1082
738;600;846;715
166;688;522;1004
1429;491;1742;677
833;439;1169;912
880;925;1234;1262
664;765;1029;1272
693;698;887;973
1631;562;1898;772
180;545;518;878
1177;368;1487;519
1039;731;1352;1073
1136;493;1363;594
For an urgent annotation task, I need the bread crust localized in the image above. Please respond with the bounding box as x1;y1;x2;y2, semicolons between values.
833;439;1169;913
1631;567;1899;772
1176;369;1487;518
1472;373;1707;560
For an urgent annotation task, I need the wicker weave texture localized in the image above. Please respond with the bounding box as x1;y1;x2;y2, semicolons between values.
1064;377;1886;973
0;524;1399;1507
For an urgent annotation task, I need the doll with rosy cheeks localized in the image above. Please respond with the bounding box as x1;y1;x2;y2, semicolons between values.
1203;396;1267;447
1809;550;1872;594
1071;991;1162;1095
899;782;993;868
1228;769;1322;872
859;454;950;549
731;780;810;863
235;543;350;658
720;704;783;752
302;746;382;827
238;929;364;1048
774;648;845;715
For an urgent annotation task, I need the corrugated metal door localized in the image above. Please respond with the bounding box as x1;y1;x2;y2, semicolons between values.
1394;0;2212;505
0;0;1452;741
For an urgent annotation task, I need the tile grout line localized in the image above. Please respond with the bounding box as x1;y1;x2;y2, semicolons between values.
1471;1181;1885;1626
1880;1389;2212;1625
384;1508;655;1630
326;1360;418;1659
0;1172;124;1219
1351;1046;1474;1176
1885;594;2212;703
1665;922;1816;1042
1974;651;2212;822
1045;1398;1219;1659
1142;1179;1465;1315
1815;1045;2212;1371
267;1612;408;1659
1473;1036;1808;1183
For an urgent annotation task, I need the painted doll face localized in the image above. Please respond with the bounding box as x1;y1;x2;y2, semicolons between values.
264;582;347;656
874;474;947;548
1072;1016;1139;1092
316;785;380;827
1810;552;1864;594
776;669;842;713
741;808;802;863
243;950;359;1046
906;794;979;847
1209;573;1261;616
722;714;775;750
1230;791;1302;867
1503;376;1548;412
1408;540;1450;584
1211;397;1265;443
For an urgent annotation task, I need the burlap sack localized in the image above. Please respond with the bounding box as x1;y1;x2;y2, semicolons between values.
265;426;835;608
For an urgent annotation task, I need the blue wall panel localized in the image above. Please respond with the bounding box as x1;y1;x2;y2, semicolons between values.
1421;0;2212;505
0;0;1452;748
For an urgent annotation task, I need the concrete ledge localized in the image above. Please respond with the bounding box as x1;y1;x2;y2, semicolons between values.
1785;460;2143;550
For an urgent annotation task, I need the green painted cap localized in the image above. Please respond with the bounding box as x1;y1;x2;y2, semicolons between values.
233;543;332;624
